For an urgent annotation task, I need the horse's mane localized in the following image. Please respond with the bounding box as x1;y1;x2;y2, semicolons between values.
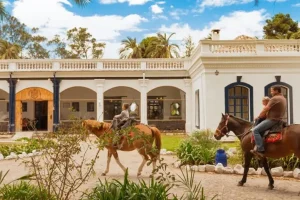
229;114;252;126
83;120;111;131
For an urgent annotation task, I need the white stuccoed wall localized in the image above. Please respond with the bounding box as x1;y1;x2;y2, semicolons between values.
200;69;299;131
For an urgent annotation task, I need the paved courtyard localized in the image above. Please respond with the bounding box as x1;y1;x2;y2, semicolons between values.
0;142;299;200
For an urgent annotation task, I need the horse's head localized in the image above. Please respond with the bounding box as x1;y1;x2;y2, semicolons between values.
82;120;110;137
214;113;230;140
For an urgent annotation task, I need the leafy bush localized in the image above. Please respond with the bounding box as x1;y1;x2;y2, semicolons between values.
82;170;174;200
176;130;220;165
0;181;56;200
81;168;216;200
22;120;100;200
0;138;54;157
248;154;300;171
231;144;300;171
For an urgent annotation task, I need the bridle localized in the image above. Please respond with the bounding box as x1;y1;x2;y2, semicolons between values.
216;115;230;137
216;114;254;139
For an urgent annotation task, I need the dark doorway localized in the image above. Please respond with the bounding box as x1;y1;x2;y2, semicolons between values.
35;101;48;131
104;97;122;120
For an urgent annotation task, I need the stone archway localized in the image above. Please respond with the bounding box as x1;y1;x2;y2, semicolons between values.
15;87;53;132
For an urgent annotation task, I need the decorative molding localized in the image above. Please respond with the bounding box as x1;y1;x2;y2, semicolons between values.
204;63;300;69
94;79;105;87
28;88;41;100
138;79;149;87
16;87;53;101
184;79;192;87
275;76;281;82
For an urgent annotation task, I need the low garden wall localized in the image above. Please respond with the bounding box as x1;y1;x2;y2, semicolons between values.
172;161;300;179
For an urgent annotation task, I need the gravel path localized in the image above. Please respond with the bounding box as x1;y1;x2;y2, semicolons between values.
0;142;299;200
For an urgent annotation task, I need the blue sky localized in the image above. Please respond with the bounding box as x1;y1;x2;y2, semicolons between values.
2;0;300;58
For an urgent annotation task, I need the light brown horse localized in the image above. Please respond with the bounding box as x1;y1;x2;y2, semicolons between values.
82;120;161;177
214;113;300;190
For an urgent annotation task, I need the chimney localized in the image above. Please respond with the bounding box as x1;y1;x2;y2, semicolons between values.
211;29;220;40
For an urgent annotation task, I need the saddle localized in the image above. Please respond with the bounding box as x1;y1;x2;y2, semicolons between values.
113;118;139;149
119;117;139;129
251;120;287;144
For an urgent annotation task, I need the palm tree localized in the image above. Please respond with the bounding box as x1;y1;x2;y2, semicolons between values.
0;0;7;21
73;0;92;6
119;37;142;59
0;40;22;59
146;33;180;58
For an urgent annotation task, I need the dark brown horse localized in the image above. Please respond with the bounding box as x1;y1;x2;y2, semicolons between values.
214;113;300;189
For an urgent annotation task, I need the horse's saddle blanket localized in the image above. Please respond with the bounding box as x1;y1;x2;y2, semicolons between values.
251;121;287;144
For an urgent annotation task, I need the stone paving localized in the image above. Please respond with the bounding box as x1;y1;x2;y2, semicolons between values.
0;142;299;200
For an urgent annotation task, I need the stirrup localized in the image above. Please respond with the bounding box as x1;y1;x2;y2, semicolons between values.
250;150;265;158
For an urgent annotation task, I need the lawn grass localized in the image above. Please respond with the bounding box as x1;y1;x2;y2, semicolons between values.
160;135;243;166
220;141;243;166
220;141;240;150
161;134;187;151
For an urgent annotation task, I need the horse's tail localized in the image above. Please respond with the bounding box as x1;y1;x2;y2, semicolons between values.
150;127;162;157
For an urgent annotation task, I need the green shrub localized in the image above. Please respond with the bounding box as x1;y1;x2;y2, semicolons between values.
0;138;54;157
248;154;300;170
81;170;175;200
0;181;56;200
176;130;220;165
82;168;216;200
231;144;300;171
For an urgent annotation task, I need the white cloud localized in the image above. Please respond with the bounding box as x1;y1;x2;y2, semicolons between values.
12;0;147;58
2;0;11;6
152;15;168;20
151;4;163;14
169;9;188;20
99;0;151;5
157;1;165;4
102;41;122;58
198;0;253;12
292;3;300;7
146;9;268;53
100;0;117;4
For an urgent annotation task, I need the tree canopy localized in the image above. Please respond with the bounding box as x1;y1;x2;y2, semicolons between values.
0;0;6;21
48;28;106;59
263;13;300;39
0;16;49;59
119;33;180;59
182;35;195;58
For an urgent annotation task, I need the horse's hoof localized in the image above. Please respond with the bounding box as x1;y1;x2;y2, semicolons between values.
101;173;106;176
237;181;244;186
268;185;274;190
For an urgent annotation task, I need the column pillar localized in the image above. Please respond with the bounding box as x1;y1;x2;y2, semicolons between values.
52;77;61;132
184;79;192;133
95;79;105;121
139;79;149;124
7;78;17;133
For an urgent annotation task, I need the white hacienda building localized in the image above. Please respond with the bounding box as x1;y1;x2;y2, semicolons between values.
0;30;300;134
